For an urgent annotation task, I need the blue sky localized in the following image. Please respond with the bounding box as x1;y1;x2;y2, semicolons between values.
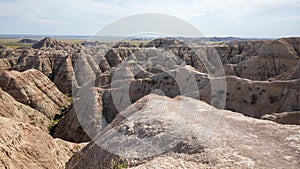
0;0;299;38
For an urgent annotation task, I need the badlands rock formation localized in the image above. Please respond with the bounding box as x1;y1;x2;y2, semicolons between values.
0;69;71;119
0;37;298;93
262;111;300;125
0;87;50;132
0;37;300;168
200;76;300;118
18;39;38;44
5;37;296;143
66;94;300;169
229;38;300;80
0;37;81;94
274;61;300;80
32;37;70;49
0;116;85;169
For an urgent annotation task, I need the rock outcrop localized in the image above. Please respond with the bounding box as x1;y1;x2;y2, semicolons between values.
230;38;300;80
66;94;300;169
53;58;300;142
0;45;12;58
18;39;38;44
0;87;50;132
200;76;300;118
32;37;69;49
0;37;299;94
1;36;300;168
0;69;71;119
274;61;300;80
52;65;209;143
262;111;300;125
0;116;85;169
52;86;104;143
144;38;184;48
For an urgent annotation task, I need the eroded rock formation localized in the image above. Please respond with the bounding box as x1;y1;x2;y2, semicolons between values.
0;69;71;119
0;37;300;168
66;94;300;169
0;87;50;132
0;116;85;169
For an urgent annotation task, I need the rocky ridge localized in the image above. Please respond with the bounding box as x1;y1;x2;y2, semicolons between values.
0;116;85;169
0;69;71;119
32;37;70;49
66;94;300;169
0;87;50;132
0;37;300;168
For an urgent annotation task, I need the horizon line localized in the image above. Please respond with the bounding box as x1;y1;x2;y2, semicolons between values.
0;34;289;39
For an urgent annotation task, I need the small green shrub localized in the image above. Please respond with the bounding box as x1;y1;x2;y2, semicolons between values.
112;159;128;169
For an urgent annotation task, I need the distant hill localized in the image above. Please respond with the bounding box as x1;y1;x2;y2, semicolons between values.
175;36;274;42
18;39;38;43
0;34;275;42
32;37;69;49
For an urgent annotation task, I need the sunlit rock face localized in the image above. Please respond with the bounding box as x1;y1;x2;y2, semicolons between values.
0;37;300;169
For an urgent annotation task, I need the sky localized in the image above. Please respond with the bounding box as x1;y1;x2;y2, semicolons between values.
0;0;299;38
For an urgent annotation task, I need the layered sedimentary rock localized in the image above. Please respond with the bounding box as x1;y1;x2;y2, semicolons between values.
0;45;12;58
52;65;210;142
0;69;71;118
32;37;70;49
230;38;300;80
0;38;81;94
0;87;50;132
0;37;299;94
201;76;300;118
1;36;300;168
18;39;38;44
0;116;85;169
66;94;300;169
52;85;104;143
53;60;300;143
274;61;300;80
261;111;300;125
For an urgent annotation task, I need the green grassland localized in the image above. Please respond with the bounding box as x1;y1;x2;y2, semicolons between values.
0;38;149;49
0;38;83;49
0;38;32;49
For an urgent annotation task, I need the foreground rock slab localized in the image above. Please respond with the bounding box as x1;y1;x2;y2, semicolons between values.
67;94;300;169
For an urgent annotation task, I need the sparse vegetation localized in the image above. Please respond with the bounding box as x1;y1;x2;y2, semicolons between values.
112;158;128;169
269;95;279;104
0;38;33;49
3;43;32;49
250;94;257;105
115;162;128;169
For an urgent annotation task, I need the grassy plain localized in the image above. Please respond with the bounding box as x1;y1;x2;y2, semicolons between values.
0;38;148;49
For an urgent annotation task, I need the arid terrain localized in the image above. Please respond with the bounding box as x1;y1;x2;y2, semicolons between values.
0;37;299;169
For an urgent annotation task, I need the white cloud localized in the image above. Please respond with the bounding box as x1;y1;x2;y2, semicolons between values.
0;0;299;36
0;0;298;20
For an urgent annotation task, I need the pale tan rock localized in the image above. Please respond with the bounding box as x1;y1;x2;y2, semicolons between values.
52;86;104;143
66;94;300;169
0;44;12;58
0;69;71;118
32;37;70;49
144;38;184;48
274;61;300;80
200;76;300;118
0;116;85;169
262;111;300;125
0;87;50;132
233;38;300;80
